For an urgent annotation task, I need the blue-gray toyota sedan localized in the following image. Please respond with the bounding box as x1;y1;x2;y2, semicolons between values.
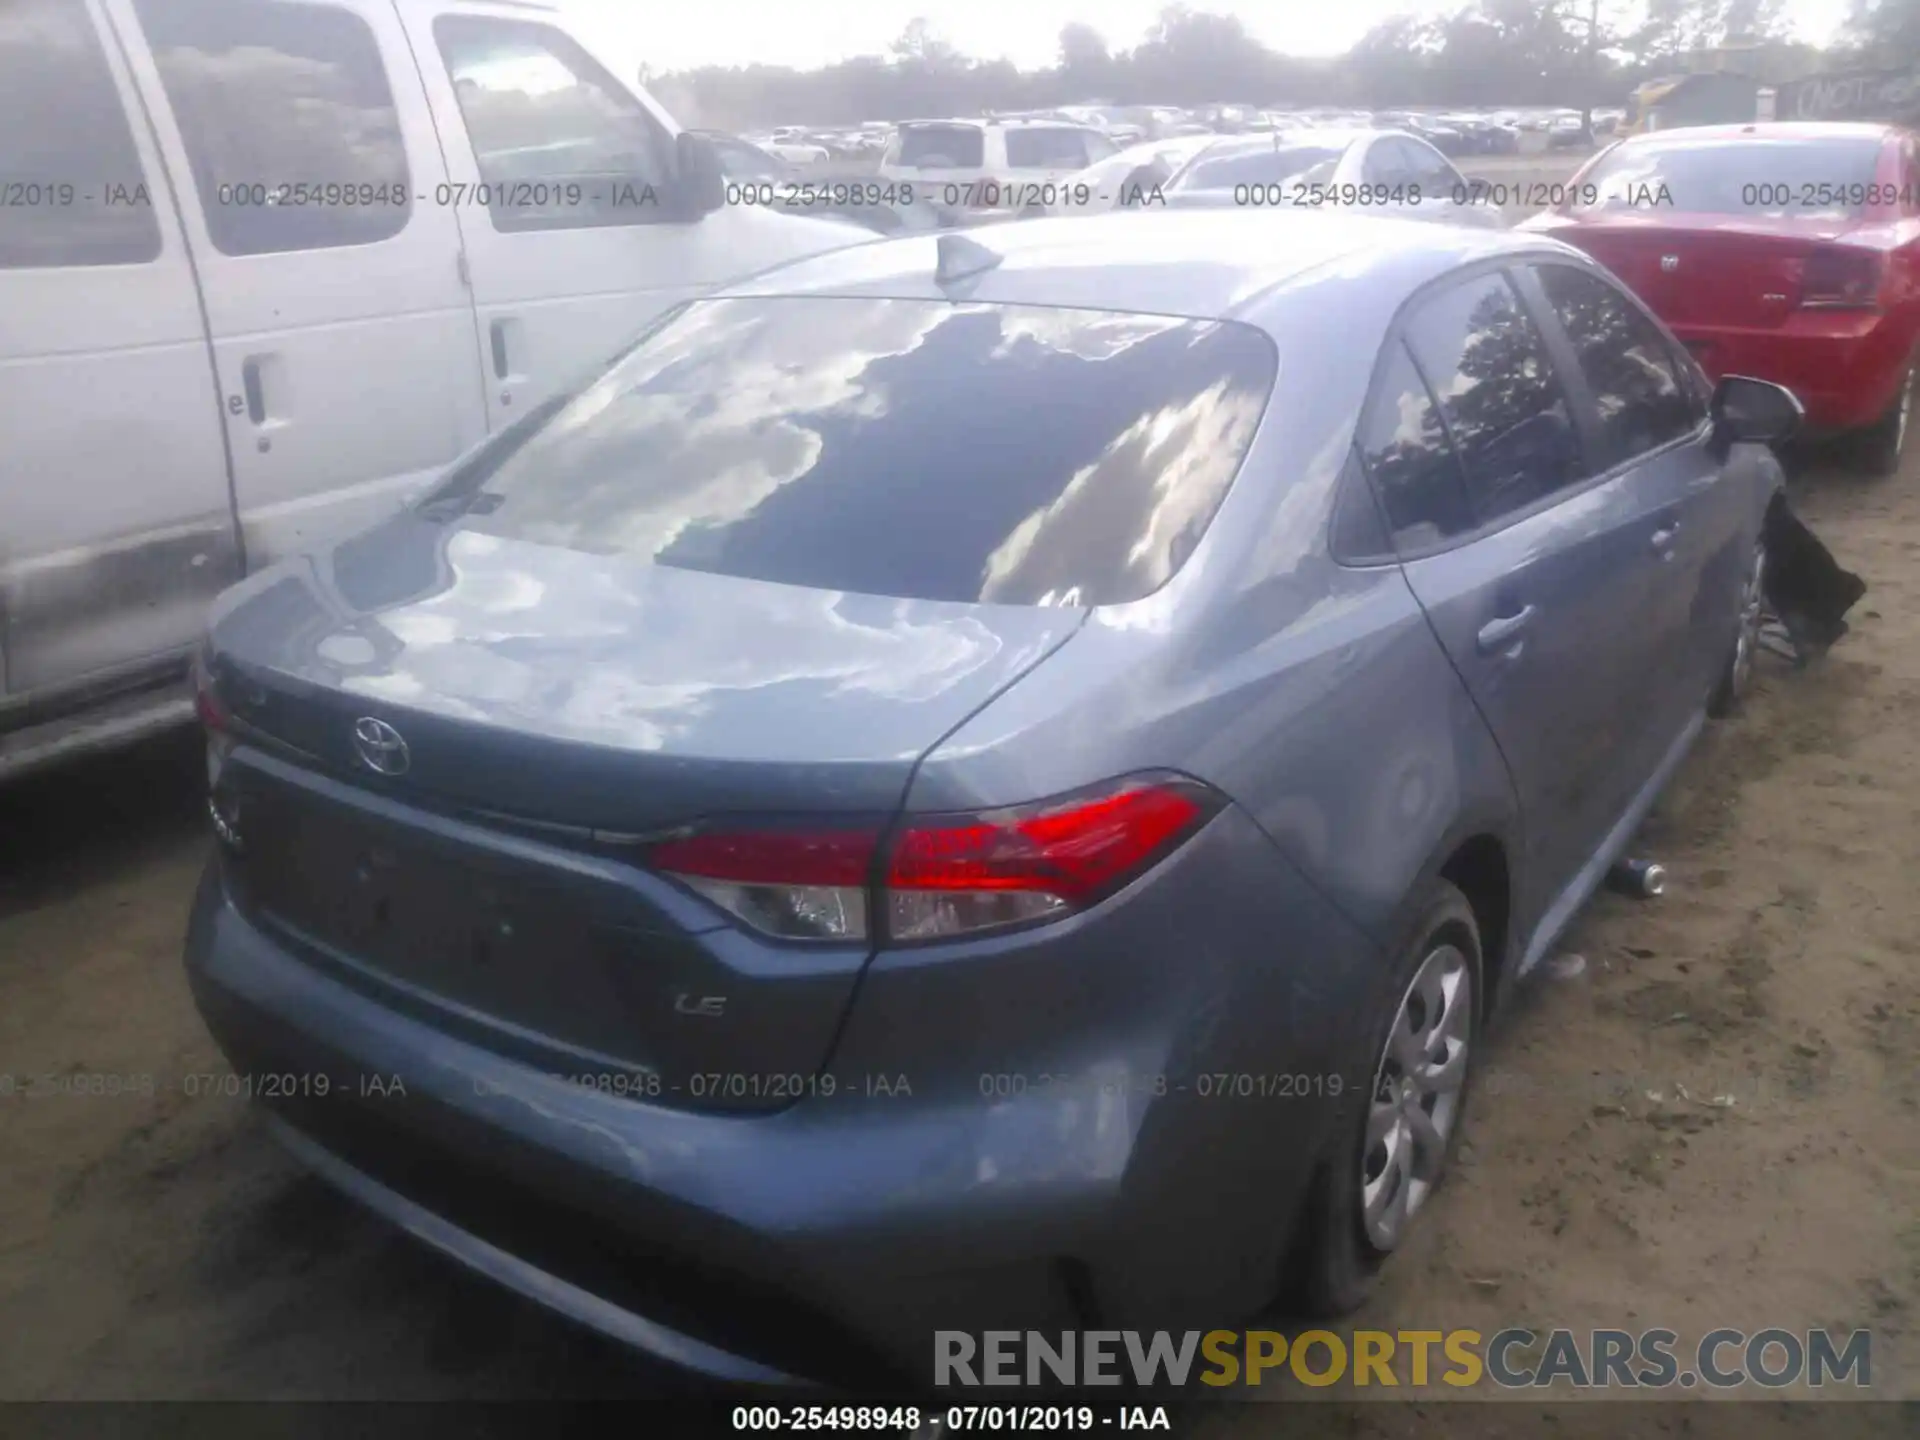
185;209;1796;1387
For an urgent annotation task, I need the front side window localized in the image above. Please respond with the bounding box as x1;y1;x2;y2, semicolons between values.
429;299;1279;607
433;15;673;232
1405;272;1585;525
1535;264;1701;466
0;0;161;267
134;0;411;256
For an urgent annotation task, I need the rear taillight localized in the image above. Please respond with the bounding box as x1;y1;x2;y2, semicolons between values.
643;826;878;943
885;778;1218;941
643;774;1222;945
192;648;243;846
191;647;229;735
1801;246;1885;310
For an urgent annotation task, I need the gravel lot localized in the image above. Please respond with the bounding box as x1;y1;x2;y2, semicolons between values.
1;250;1915;1430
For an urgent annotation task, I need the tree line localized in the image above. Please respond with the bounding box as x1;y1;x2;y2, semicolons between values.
653;0;1920;131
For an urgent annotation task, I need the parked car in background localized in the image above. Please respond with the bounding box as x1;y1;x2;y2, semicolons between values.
878;118;1120;213
1031;133;1220;215
1523;122;1920;473
1164;130;1506;230
691;129;790;181
1549;113;1595;150
186;207;1792;1386
0;0;867;781
753;128;830;165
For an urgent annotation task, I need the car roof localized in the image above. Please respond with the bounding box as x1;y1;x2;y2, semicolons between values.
1621;121;1898;144
899;117;1098;131
1177;130;1371;172
719;209;1566;329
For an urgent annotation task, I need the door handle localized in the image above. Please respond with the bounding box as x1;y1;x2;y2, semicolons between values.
1476;604;1536;655
489;320;510;380
241;357;266;425
1650;522;1681;555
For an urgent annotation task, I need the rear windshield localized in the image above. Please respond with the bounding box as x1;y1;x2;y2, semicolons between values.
1576;136;1885;217
894;123;984;169
433;299;1278;607
1004;126;1088;168
1173;144;1344;192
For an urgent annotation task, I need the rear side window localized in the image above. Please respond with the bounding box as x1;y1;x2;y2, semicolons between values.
895;124;984;169
1175;145;1343;191
1534;264;1701;465
1005;127;1091;169
1405;272;1584;526
1358;342;1475;549
0;0;161;268
1394;139;1458;188
135;0;412;257
440;299;1279;607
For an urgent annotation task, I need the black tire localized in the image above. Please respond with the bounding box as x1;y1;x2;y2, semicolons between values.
1287;880;1483;1317
1856;360;1916;477
1708;539;1767;718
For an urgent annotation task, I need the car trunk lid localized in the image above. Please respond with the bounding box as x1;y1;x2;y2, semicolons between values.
207;521;1086;1108
1556;214;1861;333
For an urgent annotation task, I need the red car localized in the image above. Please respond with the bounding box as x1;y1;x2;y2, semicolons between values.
1523;122;1920;473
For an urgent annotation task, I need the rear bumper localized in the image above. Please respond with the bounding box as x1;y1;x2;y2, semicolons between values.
184;801;1383;1387
1674;309;1914;433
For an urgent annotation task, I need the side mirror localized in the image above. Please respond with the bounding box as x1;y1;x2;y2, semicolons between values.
673;130;725;218
1711;375;1804;447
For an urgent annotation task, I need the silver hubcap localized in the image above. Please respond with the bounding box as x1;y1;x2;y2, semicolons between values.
1362;943;1472;1251
1730;545;1766;699
1898;375;1913;458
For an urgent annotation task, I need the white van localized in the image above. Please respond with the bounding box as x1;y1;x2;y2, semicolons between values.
0;0;868;779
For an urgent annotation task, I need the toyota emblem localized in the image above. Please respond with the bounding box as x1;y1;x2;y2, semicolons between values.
352;716;411;776
1660;254;1680;273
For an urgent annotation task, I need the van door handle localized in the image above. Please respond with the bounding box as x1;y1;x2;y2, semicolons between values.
1476;604;1536;655
1650;523;1680;556
489;320;510;380
241;357;266;425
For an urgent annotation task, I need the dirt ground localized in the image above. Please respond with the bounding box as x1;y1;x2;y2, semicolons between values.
1;446;1916;1428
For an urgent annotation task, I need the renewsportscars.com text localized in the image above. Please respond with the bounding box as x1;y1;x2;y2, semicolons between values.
935;1327;1872;1390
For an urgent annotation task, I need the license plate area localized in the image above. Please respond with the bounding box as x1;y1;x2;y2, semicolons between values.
234;782;692;1069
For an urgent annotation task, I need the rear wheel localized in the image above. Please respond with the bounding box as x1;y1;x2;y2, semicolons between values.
1857;359;1917;477
1288;881;1482;1316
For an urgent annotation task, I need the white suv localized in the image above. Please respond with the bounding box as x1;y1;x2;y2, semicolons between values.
878;119;1120;212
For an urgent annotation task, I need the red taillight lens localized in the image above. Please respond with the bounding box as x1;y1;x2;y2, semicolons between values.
887;779;1213;937
644;827;879;942
191;650;230;734
1801;246;1884;310
645;776;1222;945
192;648;242;843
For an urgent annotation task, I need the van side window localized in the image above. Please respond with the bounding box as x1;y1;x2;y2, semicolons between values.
432;16;674;233
132;0;412;257
0;0;161;268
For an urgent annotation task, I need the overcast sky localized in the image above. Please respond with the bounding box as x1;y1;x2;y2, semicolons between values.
582;0;1855;73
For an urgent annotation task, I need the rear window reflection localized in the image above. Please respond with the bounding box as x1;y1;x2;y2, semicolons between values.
432;298;1279;608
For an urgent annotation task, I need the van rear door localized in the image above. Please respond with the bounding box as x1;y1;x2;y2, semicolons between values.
0;0;239;716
